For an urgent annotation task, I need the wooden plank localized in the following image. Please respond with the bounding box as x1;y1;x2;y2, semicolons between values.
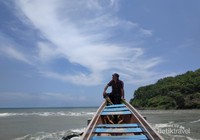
96;123;139;128
94;128;143;133
91;135;148;140
105;104;126;108
103;107;129;112
101;110;131;115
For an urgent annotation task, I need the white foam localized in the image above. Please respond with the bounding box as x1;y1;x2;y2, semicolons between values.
190;119;200;123
71;128;85;133
153;121;176;129
13;128;85;140
71;137;81;140
0;111;95;117
0;113;11;117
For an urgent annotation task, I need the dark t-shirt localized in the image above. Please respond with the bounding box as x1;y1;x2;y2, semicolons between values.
107;80;124;96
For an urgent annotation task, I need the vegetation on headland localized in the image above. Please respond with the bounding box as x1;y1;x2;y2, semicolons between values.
130;68;200;109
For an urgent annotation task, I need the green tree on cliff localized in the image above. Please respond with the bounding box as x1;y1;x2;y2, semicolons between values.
130;68;200;109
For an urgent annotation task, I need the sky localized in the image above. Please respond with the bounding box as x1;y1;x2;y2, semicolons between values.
0;0;200;107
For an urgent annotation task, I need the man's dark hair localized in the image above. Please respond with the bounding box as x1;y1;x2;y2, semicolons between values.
112;73;119;78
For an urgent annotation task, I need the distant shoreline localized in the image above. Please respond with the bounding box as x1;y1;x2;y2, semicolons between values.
135;107;200;110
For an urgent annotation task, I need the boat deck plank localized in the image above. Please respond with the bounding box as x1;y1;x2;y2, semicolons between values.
105;104;126;108
103;107;129;112
96;123;140;128
91;135;148;140
101;110;131;115
94;127;143;133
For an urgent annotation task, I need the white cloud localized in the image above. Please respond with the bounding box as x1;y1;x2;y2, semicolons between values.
0;45;32;65
6;47;29;63
140;28;153;37
37;42;58;62
14;0;162;85
0;32;33;65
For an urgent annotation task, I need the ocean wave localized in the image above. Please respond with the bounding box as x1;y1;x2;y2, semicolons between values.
13;128;84;140
0;112;95;117
153;121;176;128
190;119;200;123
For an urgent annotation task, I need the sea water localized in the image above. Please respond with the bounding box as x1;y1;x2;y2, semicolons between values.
0;108;199;140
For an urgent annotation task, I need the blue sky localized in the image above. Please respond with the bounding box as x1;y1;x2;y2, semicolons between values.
0;0;200;107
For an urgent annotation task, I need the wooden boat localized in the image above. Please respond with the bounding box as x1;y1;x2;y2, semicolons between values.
81;100;163;140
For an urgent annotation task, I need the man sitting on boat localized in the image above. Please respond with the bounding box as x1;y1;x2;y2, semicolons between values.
103;73;125;104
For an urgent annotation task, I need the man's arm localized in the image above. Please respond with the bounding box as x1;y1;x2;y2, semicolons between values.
103;85;109;97
121;88;124;99
121;81;125;99
103;80;112;97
